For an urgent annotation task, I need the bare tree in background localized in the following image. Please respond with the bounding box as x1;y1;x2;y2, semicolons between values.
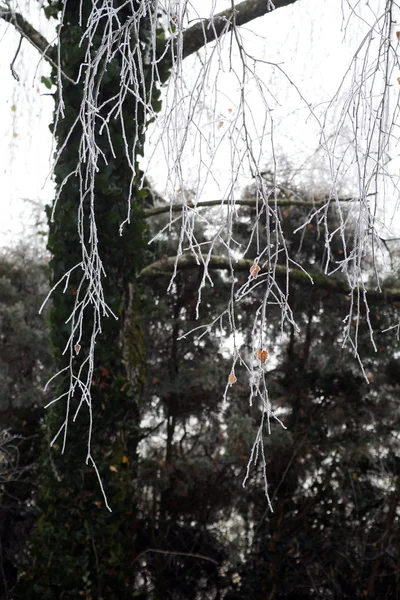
1;0;400;508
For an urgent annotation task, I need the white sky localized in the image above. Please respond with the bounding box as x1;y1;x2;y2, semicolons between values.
1;0;399;246
0;2;55;245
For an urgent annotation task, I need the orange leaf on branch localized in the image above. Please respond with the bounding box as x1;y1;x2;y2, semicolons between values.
228;372;237;386
250;263;261;278
256;349;269;363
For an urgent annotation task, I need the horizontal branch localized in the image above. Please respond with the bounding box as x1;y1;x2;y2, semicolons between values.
140;254;400;304
142;196;354;219
161;0;299;69
0;6;55;61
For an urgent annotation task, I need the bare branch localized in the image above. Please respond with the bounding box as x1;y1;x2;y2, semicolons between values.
0;5;55;62
160;0;299;69
140;253;400;304
142;196;355;219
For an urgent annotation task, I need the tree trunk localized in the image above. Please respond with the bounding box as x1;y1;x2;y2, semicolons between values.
15;1;157;597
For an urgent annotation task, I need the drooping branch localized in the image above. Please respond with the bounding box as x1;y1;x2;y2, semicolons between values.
140;254;400;304
161;0;300;69
0;6;55;61
142;196;354;219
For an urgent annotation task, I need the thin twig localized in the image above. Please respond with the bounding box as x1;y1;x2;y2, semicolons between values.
10;34;22;81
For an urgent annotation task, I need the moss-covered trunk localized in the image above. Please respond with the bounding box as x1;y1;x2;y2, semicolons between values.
16;2;159;597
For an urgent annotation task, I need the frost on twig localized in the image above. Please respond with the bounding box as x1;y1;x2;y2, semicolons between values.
39;0;165;506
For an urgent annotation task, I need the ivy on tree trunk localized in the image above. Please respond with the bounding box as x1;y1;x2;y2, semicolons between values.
15;1;161;597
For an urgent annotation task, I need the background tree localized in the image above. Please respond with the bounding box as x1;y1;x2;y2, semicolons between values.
0;246;51;411
0;245;51;599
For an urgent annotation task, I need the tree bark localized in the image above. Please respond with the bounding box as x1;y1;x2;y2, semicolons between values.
140;253;400;303
143;195;354;219
161;0;300;69
0;6;54;60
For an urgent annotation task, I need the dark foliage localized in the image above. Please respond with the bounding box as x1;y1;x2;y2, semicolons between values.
0;247;52;599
